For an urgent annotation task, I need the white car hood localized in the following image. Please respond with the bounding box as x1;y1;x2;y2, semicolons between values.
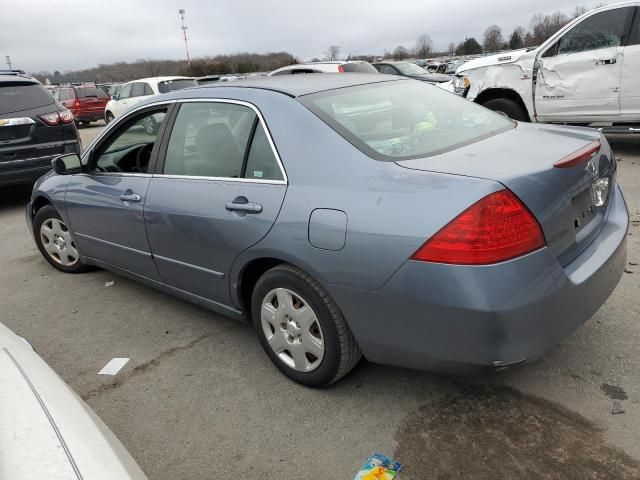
0;322;147;480
457;49;530;74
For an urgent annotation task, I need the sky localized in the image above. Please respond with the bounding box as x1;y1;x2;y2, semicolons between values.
1;0;604;73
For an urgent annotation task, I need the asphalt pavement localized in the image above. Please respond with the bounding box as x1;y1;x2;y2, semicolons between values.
2;123;639;479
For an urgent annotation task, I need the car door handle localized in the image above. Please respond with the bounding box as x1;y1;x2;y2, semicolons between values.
225;200;263;213
595;59;616;65
120;192;141;202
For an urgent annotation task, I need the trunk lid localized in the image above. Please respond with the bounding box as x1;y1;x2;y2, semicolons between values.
395;123;615;265
75;87;110;116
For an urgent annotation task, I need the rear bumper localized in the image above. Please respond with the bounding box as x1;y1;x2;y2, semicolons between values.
0;142;80;187
71;110;104;122
329;185;629;374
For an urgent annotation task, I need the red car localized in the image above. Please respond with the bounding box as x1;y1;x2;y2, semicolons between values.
54;86;110;126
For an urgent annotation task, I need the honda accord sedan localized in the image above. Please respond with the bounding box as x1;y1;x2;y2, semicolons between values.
27;74;628;387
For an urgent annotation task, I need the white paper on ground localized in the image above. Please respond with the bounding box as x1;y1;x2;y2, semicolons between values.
98;357;130;375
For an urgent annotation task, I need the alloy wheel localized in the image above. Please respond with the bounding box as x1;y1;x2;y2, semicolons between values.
39;218;79;267
260;288;325;372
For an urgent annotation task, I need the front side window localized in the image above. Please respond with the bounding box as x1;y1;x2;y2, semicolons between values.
301;81;514;160
93;109;167;173
558;8;632;54
118;83;132;100
164;102;283;180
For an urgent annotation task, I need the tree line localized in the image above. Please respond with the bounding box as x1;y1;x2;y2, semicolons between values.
31;52;298;84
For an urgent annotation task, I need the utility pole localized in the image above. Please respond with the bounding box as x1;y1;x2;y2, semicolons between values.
178;9;192;69
5;55;12;70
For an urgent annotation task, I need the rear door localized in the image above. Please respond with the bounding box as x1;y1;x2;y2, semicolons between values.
144;100;287;304
619;7;640;120
0;82;67;171
535;6;634;122
65;106;170;279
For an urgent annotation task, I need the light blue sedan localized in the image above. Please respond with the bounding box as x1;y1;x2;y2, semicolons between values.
27;75;628;386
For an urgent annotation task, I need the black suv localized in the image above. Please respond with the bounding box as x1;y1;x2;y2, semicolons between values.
0;71;81;187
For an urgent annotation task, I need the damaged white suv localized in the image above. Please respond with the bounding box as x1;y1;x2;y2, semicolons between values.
453;2;639;129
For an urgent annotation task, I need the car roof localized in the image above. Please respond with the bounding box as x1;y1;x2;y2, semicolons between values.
0;71;39;84
190;73;405;98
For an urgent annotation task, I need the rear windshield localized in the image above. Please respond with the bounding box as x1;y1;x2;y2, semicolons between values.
0;83;54;115
342;62;379;74
77;87;107;98
301;81;514;160
157;79;198;93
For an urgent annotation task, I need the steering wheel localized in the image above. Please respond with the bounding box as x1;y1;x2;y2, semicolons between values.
135;143;154;173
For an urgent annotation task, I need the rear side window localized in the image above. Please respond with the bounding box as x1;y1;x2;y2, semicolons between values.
131;83;146;97
558;7;633;54
301;81;514;161
77;87;107;98
0;83;54;115
164;102;283;180
157;79;197;93
341;62;379;74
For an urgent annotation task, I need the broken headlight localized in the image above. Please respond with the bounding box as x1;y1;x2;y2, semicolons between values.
453;76;470;97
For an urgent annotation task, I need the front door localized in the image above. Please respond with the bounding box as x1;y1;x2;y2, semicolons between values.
620;8;640;120
65;107;169;279
144;101;287;305
535;6;634;122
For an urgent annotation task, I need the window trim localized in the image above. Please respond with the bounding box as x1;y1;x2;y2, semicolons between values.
153;98;288;185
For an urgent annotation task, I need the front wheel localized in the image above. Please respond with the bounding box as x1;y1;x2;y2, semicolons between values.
252;264;361;387
33;205;89;273
105;111;114;124
481;98;529;121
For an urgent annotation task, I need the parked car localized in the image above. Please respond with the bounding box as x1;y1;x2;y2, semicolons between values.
0;70;80;187
268;61;378;75
104;76;197;122
0;321;148;479
28;74;627;387
452;2;640;127
373;61;451;84
53;85;110;126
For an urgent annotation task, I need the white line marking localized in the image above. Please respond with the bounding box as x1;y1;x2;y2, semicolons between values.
98;357;129;375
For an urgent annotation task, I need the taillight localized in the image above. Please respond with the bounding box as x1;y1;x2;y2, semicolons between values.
39;110;74;126
39;112;61;126
338;65;345;73
411;189;545;265
59;109;74;124
553;140;600;168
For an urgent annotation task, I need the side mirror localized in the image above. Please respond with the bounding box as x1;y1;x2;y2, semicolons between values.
52;153;83;175
111;95;117;101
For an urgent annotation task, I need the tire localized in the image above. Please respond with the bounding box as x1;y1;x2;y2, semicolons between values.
33;205;89;274
251;264;361;387
481;98;529;122
81;121;90;126
141;116;157;135
105;111;114;124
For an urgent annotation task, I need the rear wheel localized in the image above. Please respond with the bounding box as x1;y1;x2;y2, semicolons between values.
33;205;89;274
481;98;529;121
252;264;361;387
105;111;114;124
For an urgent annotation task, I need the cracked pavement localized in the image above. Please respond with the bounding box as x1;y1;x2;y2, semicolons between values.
1;124;639;479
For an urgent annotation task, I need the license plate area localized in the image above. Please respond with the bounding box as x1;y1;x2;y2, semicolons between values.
571;188;596;233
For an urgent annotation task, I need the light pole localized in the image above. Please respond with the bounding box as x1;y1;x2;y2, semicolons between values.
179;9;192;69
5;56;12;70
